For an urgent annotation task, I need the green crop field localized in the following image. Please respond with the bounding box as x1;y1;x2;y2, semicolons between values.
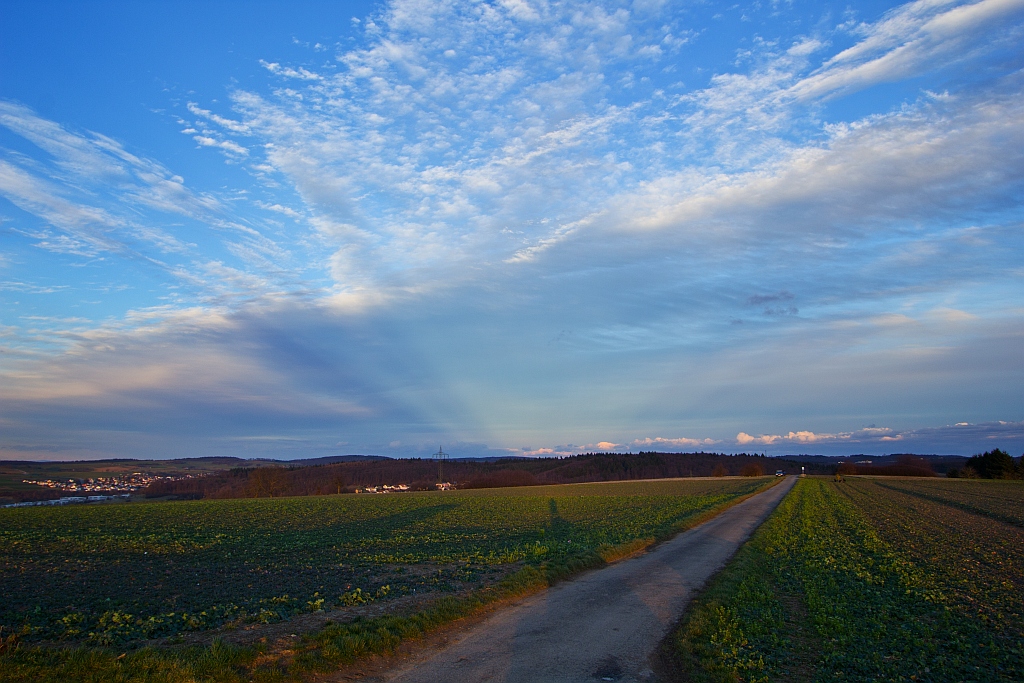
0;477;773;682
672;477;1024;682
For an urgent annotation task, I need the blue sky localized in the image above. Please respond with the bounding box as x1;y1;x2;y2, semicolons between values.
2;0;1023;461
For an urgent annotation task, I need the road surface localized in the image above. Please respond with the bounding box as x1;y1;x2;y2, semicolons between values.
361;476;797;683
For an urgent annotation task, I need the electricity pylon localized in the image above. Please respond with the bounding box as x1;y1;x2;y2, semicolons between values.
434;446;449;485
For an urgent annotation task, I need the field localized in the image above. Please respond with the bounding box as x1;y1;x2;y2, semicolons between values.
672;477;1024;682
0;476;772;680
870;477;1024;527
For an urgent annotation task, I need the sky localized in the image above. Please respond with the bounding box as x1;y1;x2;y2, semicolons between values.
1;0;1023;461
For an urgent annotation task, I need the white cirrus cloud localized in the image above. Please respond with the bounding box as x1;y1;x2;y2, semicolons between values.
791;0;1024;101
192;135;248;156
259;60;323;81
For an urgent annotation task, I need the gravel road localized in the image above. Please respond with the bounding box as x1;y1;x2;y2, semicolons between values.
362;476;797;683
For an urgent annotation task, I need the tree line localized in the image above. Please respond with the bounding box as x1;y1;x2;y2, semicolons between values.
947;449;1024;479
141;452;823;500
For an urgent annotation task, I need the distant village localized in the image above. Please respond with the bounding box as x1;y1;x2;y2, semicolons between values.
1;472;205;508
21;472;199;494
358;482;454;493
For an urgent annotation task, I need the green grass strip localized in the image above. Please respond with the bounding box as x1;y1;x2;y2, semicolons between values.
669;482;804;683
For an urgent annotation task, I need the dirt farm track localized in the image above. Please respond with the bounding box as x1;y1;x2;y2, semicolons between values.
351;476;797;683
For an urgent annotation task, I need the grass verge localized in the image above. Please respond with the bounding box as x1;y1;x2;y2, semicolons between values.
0;639;281;683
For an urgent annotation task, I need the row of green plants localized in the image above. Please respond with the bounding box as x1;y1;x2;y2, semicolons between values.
672;477;1024;682
45;586;397;646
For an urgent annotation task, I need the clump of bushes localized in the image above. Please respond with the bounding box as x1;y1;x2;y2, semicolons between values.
740;463;764;477
948;449;1023;479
